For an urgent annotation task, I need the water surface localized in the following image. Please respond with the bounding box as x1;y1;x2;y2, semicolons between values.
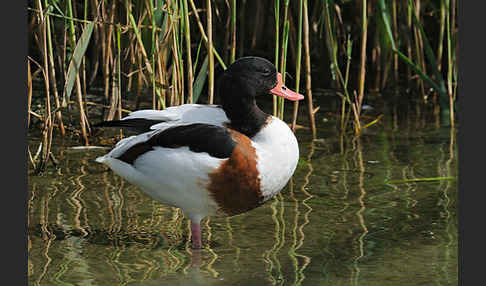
28;104;458;285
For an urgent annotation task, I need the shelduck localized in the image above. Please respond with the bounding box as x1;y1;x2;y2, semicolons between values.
95;56;304;249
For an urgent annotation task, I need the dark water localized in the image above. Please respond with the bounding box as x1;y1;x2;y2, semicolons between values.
28;103;458;285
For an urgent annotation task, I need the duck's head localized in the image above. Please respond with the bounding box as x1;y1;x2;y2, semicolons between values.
218;57;304;105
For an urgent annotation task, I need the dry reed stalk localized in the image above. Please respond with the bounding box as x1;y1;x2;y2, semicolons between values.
302;0;316;137
148;0;161;109
406;3;413;79
178;4;186;106
28;60;32;129
189;0;209;43
116;26;122;122
437;0;446;71
107;25;123;122
130;11;154;77
126;35;136;92
44;1;65;136
106;58;119;121
67;100;132;114
103;0;116;105
82;56;88;120
446;0;454;127
134;52;144;109
36;0;54;171
183;0;194;103
128;3;158;108
156;46;168;109
207;0;215;103
81;3;89;119
74;78;90;145
168;0;183;106
291;0;304;132
98;18;107;107
171;30;183;106
356;0;368;133
170;65;177;107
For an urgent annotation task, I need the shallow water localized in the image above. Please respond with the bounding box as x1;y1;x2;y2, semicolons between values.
28;104;458;285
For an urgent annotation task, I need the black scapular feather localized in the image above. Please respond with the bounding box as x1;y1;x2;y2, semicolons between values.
114;123;237;164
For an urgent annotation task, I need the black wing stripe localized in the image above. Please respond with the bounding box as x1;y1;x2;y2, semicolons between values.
116;124;237;164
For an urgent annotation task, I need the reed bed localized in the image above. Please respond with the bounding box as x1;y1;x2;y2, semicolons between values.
27;0;458;172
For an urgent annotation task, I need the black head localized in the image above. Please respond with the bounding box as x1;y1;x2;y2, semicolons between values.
216;56;303;137
219;56;278;98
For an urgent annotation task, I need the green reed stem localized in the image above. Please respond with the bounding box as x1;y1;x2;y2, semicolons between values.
278;21;289;120
273;0;280;116
231;0;237;63
291;0;304;131
278;0;290;120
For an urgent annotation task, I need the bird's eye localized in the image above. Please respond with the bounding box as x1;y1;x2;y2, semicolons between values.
261;68;272;75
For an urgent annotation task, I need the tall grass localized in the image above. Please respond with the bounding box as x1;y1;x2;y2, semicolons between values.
28;0;458;171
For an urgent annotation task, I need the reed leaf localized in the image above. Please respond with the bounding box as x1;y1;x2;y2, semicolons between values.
408;0;448;99
193;55;209;104
384;177;456;185
378;0;447;99
62;21;94;107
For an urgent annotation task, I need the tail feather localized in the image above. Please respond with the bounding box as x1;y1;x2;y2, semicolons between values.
94;118;164;133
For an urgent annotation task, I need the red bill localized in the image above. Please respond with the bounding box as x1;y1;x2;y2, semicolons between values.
269;73;304;101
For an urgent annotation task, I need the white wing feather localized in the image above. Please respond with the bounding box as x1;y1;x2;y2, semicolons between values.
122;104;229;131
96;104;229;163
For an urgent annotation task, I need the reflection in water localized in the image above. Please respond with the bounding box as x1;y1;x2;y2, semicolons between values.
204;217;220;278
439;127;456;285
283;137;316;286
262;195;283;284
28;113;458;285
351;137;369;286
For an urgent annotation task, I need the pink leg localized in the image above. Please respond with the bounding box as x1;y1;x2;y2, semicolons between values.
191;221;202;249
